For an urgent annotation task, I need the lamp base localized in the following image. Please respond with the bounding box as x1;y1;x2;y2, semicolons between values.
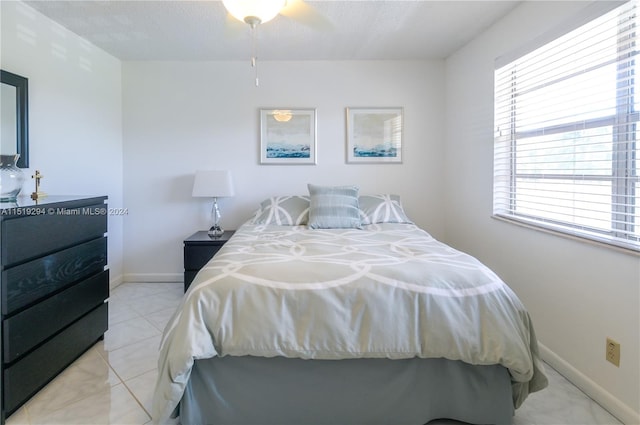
208;225;224;238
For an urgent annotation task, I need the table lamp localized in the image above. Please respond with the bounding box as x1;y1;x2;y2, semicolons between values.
192;170;235;237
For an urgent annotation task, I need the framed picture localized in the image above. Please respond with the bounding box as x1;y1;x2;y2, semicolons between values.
260;108;317;165
346;107;403;163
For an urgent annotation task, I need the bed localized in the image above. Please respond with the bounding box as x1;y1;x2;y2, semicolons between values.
152;188;548;425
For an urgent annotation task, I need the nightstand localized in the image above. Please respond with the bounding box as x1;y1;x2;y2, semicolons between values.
183;230;235;292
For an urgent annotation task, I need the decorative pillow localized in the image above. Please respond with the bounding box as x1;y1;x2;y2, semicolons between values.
307;184;362;229
359;194;413;225
251;196;310;225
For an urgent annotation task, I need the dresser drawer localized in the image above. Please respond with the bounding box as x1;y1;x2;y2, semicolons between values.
3;303;108;415
2;237;107;315
1;201;107;267
184;245;222;270
3;270;109;363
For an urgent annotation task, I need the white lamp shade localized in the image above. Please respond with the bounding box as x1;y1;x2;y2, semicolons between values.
222;0;286;24
192;170;235;198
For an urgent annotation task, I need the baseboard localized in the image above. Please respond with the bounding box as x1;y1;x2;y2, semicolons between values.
121;273;183;283
109;273;124;290
539;343;640;425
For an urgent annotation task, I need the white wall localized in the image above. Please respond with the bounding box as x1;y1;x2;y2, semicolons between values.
445;1;640;423
122;60;445;280
1;1;124;283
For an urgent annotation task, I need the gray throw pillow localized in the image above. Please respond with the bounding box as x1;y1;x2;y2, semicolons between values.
307;184;362;229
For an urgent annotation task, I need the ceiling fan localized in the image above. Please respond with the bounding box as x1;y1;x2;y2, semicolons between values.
221;0;331;86
222;0;330;29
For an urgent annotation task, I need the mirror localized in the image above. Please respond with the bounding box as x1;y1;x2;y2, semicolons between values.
1;70;29;168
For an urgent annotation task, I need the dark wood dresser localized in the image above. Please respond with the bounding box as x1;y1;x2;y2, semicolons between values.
0;196;109;423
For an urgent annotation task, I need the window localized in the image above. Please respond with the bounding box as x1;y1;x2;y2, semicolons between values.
494;0;640;252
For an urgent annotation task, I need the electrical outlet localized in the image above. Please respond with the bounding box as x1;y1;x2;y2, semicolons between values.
606;338;620;367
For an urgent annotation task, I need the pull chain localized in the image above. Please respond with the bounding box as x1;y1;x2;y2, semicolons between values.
250;24;259;87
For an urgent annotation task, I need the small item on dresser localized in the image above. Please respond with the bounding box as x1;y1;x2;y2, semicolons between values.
30;169;47;200
0;154;25;201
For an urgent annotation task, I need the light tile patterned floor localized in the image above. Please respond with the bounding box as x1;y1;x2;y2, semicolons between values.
5;282;623;425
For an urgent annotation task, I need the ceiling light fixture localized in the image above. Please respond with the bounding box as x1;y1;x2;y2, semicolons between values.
222;0;286;28
222;0;287;87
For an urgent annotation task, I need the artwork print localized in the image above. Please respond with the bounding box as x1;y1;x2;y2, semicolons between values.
347;107;403;163
260;109;317;164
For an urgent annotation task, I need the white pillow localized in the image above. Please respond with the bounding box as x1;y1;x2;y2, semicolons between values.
251;196;310;225
358;194;412;224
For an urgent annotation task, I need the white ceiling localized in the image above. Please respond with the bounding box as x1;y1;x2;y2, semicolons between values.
24;0;521;61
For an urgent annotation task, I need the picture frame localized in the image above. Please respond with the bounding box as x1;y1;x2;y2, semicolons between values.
260;108;317;165
346;107;403;163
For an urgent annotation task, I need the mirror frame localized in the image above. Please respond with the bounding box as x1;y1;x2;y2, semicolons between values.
1;69;29;168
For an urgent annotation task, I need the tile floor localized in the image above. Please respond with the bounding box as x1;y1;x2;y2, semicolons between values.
5;281;624;425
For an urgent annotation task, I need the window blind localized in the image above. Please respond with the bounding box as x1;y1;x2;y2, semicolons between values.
494;0;640;252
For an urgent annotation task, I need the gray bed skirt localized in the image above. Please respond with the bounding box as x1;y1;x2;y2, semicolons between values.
180;356;514;425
